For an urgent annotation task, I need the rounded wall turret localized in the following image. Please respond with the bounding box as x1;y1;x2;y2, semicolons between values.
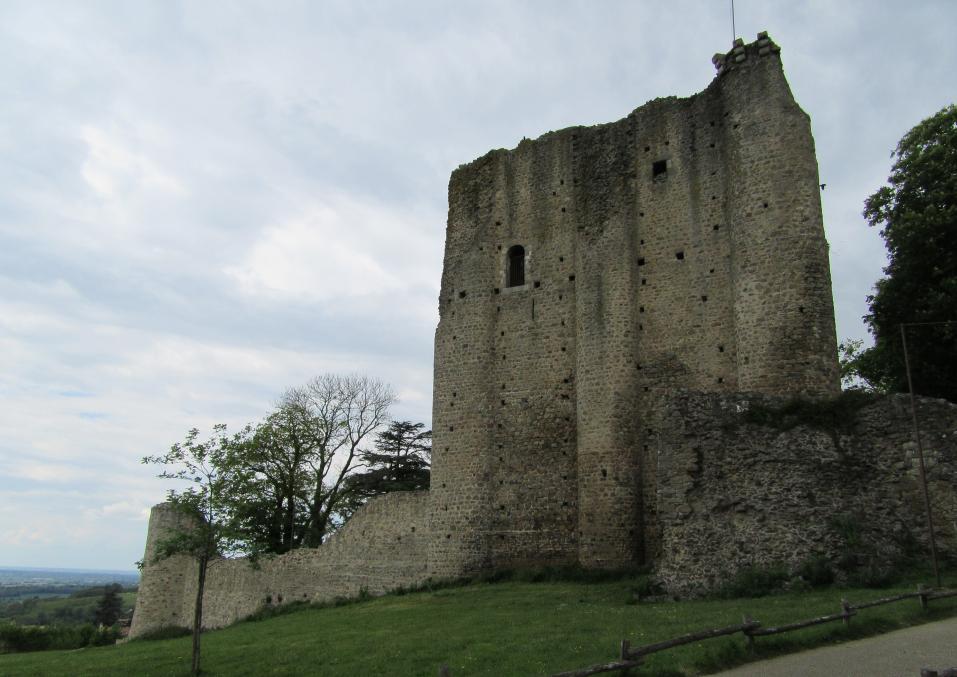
128;503;197;638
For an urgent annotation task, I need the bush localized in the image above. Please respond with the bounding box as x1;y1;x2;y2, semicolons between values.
0;622;120;653
740;390;876;437
132;625;191;641
478;564;646;585
847;560;900;589
243;601;311;623
796;555;836;587
830;513;905;587
0;623;51;653
715;564;790;599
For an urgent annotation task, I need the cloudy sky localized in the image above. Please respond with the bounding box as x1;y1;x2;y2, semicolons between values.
1;1;954;571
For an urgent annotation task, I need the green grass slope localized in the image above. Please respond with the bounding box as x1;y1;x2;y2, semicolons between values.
0;577;954;676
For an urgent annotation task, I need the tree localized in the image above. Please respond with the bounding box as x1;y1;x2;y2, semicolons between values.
92;584;123;627
225;401;313;555
849;104;957;401
340;421;431;519
226;374;396;552
143;424;253;676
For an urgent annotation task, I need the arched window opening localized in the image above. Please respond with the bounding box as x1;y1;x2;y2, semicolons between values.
506;245;525;287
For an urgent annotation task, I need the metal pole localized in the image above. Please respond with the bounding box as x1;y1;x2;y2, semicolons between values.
900;323;941;588
731;0;736;41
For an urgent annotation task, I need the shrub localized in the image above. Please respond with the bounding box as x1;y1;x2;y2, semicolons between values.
740;390;876;438
847;559;900;588
243;601;311;623
0;623;51;653
132;625;191;641
0;622;120;653
715;564;790;599
796;555;836;587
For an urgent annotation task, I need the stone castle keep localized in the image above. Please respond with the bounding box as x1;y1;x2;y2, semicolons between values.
428;31;838;577
131;34;957;636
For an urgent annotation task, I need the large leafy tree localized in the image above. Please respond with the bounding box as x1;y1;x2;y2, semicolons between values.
339;421;431;520
227;374;396;552
850;104;957;401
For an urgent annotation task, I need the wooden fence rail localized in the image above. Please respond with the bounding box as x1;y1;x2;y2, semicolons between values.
503;585;957;677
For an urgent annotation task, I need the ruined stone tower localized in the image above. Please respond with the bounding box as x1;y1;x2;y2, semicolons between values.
427;32;840;578
133;34;957;637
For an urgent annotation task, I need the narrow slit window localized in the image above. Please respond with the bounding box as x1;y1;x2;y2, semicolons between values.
652;159;668;178
507;245;525;287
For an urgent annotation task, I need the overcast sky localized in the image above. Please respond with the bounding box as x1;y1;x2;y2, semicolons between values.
2;1;954;571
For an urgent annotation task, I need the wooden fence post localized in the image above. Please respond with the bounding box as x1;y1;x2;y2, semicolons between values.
841;598;852;627
743;615;755;653
918;584;928;611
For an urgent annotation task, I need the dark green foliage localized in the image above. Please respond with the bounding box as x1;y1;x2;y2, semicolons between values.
830;513;905;588
144;423;262;675
241;601;313;623
796;555;836;588
93;584;123;627
0;590;135;627
338;421;431;522
132;625;191;641
692;638;748;674
848;104;957;401
625;575;665;604
0;622;119;653
475;564;647;585
741;390;876;434
714;564;791;599
223;376;397;553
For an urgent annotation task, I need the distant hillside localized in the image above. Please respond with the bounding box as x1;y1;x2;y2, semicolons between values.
0;567;139;603
0;590;137;626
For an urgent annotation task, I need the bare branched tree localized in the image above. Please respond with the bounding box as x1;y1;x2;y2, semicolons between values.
228;374;396;551
299;374;396;546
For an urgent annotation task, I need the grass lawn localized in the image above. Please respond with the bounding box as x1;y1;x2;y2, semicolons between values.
0;574;954;676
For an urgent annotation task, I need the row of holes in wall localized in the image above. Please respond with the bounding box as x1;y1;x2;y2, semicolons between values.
463;205;771;297
465;128;767;293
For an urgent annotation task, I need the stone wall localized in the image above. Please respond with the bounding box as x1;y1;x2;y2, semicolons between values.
130;490;430;637
429;31;839;577
654;392;957;594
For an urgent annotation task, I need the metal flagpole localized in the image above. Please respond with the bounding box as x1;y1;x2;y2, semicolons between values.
731;0;736;41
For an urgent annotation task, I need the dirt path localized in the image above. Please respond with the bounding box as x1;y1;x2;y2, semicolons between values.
712;616;957;676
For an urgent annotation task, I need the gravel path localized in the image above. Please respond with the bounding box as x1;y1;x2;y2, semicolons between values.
712;616;957;676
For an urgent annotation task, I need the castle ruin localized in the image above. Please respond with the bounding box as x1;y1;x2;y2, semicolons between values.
428;31;838;578
131;34;956;638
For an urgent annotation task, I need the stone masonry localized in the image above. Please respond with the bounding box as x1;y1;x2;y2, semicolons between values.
131;491;429;637
131;34;953;636
429;31;838;578
654;392;957;594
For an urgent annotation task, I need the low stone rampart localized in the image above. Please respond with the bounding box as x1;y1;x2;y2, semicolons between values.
654;392;957;594
130;490;430;637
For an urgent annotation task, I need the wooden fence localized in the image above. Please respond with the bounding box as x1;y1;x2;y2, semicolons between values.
436;585;956;677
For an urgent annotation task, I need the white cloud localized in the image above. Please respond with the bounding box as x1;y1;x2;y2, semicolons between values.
1;1;955;570
226;198;424;302
80;125;187;200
